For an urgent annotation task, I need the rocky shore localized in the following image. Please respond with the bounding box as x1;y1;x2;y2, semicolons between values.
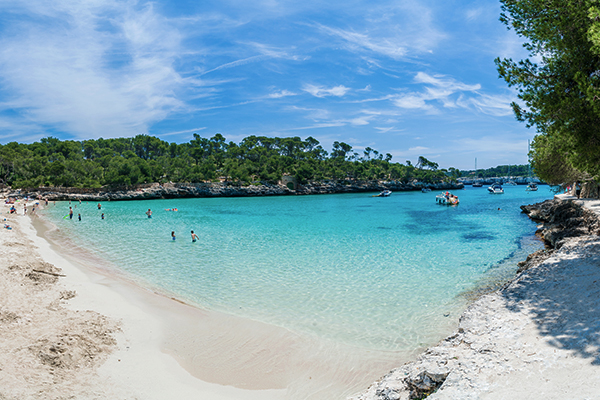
350;196;600;400
4;181;463;201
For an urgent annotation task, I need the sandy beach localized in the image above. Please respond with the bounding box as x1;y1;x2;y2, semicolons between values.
3;194;600;399
0;199;405;399
1;199;295;399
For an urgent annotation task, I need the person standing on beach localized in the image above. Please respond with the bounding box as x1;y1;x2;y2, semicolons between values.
191;230;199;242
146;209;152;218
171;231;176;241
69;207;73;219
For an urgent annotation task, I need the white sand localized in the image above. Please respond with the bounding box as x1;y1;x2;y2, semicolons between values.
1;200;288;399
1;200;406;400
352;197;600;400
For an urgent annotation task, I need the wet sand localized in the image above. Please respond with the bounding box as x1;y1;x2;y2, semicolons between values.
0;200;409;399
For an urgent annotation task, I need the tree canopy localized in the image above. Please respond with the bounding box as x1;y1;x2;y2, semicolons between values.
0;134;458;189
495;0;600;184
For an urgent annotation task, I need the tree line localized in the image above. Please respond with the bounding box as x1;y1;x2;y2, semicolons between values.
496;0;600;186
0;134;460;188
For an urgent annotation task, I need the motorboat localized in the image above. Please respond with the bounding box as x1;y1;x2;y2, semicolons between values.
504;180;517;186
376;190;392;197
526;183;538;191
488;184;504;194
472;182;483;187
421;187;431;193
436;192;459;205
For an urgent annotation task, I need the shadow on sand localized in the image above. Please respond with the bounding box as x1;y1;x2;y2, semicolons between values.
502;237;600;365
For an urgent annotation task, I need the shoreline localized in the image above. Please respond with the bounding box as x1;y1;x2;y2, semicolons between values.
351;194;600;399
1;200;288;399
1;193;582;399
1;199;413;399
5;181;464;202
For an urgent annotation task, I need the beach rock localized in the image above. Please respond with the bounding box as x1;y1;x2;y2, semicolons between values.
521;199;600;247
15;181;464;201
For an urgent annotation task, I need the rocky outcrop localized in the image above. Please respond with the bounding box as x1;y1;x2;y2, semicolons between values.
9;181;464;201
520;199;600;248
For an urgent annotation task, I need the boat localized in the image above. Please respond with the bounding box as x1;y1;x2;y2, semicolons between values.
526;182;538;191
421;187;431;193
436;192;459;205
472;182;483;187
488;184;504;194
375;190;392;197
504;180;517;186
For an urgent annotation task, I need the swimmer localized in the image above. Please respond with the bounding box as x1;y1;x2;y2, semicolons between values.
69;207;73;219
101;213;105;220
98;203;102;210
78;213;81;221
171;231;176;241
191;230;199;242
146;209;152;218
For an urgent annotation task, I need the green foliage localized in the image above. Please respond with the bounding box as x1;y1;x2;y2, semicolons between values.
0;134;456;188
496;0;600;182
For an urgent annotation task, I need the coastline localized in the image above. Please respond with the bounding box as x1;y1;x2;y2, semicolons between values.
0;200;289;399
1;199;411;399
9;181;464;202
351;194;600;399
3;192;594;399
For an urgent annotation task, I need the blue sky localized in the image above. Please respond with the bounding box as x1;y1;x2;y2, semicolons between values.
0;0;533;169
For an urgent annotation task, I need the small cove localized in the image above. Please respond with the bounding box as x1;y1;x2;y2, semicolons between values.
39;186;553;354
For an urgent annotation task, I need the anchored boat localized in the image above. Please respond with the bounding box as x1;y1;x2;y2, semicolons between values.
375;190;392;197
488;184;504;194
436;192;459;205
526;182;538;191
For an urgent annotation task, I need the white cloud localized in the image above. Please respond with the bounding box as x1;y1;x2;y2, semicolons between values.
0;0;195;139
465;8;483;21
267;90;297;99
317;25;407;60
461;93;515;117
288;122;346;130
302;84;350;98
159;127;207;137
349;116;371;126
200;55;268;76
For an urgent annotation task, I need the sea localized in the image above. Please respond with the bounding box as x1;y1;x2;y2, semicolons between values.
40;186;553;355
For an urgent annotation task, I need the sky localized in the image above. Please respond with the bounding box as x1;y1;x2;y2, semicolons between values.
0;0;535;170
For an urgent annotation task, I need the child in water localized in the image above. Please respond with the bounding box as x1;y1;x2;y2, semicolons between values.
171;231;176;241
191;230;199;242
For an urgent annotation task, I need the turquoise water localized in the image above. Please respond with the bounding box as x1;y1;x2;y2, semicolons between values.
41;186;554;351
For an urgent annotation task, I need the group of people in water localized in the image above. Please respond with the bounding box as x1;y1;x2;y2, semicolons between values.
65;202;199;243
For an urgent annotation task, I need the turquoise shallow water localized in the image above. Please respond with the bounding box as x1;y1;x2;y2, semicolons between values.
41;186;554;351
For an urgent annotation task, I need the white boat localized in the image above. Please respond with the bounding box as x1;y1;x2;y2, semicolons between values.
436;192;459;205
488;184;504;194
376;190;392;197
526;183;538;191
472;182;483;187
504;180;517;186
421;187;431;193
